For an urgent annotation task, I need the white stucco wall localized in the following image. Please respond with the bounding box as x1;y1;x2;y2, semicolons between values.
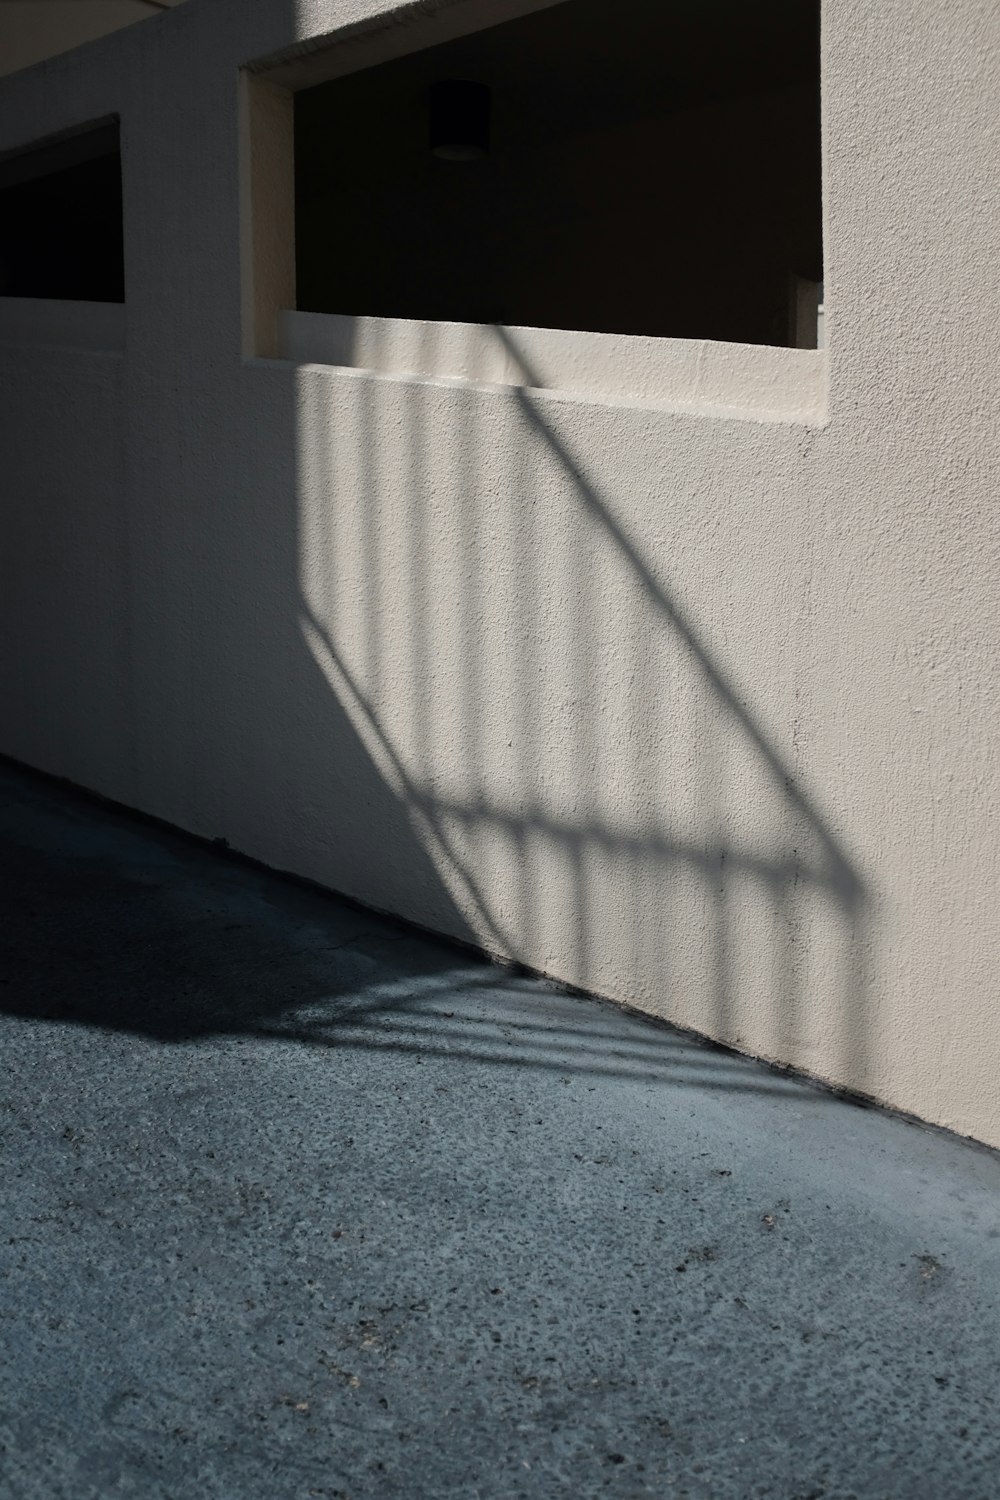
1;0;998;1144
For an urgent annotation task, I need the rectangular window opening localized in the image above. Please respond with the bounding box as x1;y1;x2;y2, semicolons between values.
290;0;822;350
0;120;124;304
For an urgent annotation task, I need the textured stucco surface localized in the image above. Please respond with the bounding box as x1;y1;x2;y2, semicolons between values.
0;0;999;1143
0;1;188;79
277;311;826;419
3;761;1000;1499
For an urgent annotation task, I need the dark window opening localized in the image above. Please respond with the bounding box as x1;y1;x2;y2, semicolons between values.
294;0;822;348
0;121;124;303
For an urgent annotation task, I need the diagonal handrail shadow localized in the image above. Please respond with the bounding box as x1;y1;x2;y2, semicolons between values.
492;325;861;906
294;320;871;1095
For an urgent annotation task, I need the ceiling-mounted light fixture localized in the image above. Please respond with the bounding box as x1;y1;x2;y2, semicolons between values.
429;80;491;161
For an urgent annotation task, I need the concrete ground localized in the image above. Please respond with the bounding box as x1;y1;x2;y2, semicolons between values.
1;762;998;1500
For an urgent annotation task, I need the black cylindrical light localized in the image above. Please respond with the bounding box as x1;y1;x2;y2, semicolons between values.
429;80;491;161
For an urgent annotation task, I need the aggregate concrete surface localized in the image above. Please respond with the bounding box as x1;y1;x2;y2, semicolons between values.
0;762;998;1500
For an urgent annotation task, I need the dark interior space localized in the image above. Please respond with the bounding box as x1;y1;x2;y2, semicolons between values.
295;0;822;347
0;121;124;302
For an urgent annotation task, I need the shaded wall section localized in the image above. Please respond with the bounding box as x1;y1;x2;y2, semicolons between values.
0;1;188;80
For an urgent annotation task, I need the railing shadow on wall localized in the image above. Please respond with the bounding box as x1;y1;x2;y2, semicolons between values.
0;314;871;1102
0;4;869;1106
284;319;872;1100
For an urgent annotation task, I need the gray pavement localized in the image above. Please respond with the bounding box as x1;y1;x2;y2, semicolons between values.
1;760;999;1500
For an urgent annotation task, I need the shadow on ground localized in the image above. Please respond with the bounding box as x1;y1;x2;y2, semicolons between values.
0;760;831;1098
1;760;999;1500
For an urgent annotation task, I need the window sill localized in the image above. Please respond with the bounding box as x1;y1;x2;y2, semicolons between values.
0;297;124;354
274;309;826;426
